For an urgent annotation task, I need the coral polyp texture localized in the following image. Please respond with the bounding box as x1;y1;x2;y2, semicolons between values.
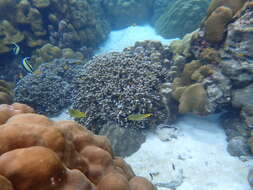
0;103;156;190
73;41;173;131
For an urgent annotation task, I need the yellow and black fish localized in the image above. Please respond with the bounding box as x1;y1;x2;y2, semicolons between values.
68;109;87;118
127;113;153;121
22;57;33;73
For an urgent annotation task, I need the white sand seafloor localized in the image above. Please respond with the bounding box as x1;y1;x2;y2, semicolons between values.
125;115;253;190
52;25;253;189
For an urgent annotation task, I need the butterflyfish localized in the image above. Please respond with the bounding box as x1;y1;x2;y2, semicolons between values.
11;42;20;55
127;113;153;121
22;57;33;73
68;109;87;118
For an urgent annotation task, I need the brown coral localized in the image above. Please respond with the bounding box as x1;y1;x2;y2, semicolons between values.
204;6;233;44
178;83;208;114
0;146;96;190
207;0;248;16
0;175;13;190
0;103;156;190
0;80;13;105
0;20;24;53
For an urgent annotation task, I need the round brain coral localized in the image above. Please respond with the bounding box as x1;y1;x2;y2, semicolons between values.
73;41;172;130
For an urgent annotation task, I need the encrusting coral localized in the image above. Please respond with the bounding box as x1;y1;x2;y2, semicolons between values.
0;103;156;190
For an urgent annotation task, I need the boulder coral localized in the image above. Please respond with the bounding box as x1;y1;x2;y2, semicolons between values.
0;80;13;105
0;174;13;190
204;6;233;44
171;60;213;114
178;83;208;114
0;103;156;190
207;0;248;16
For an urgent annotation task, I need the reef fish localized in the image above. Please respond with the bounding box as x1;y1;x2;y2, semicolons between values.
127;113;153;121
22;57;33;73
11;42;20;55
68;109;87;118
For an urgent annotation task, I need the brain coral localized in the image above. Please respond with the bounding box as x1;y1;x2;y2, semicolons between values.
73;41;172;131
0;103;156;190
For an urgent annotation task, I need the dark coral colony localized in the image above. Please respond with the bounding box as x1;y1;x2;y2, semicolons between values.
0;0;253;189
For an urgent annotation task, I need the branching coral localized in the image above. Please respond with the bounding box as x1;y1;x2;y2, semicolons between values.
73;41;172;130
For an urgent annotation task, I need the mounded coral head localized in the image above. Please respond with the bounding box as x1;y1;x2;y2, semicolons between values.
0;103;156;190
204;6;233;44
207;0;248;16
178;83;208;114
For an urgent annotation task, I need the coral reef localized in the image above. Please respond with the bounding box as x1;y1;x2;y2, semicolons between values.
166;0;253;158
102;0;153;29
154;0;210;38
0;0;109;54
73;41;175;131
0;103;156;190
0;80;13;105
202;0;251;44
14;58;86;116
31;43;84;69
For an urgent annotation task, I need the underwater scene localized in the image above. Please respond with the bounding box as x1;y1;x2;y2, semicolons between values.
1;0;253;189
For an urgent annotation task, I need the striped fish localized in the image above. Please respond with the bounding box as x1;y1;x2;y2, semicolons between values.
11;42;20;55
22;57;33;73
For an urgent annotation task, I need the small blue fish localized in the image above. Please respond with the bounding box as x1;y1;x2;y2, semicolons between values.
11;42;20;55
22;57;33;73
